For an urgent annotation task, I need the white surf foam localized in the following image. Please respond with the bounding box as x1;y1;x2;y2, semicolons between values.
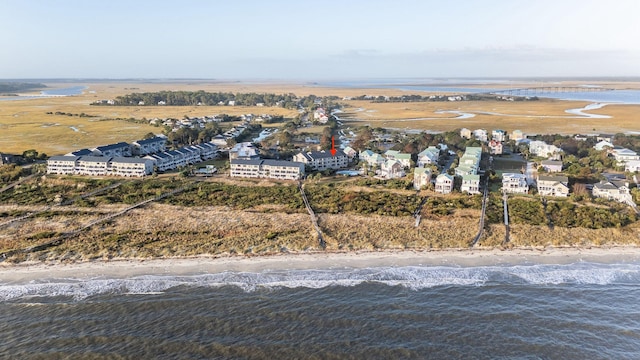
1;263;639;300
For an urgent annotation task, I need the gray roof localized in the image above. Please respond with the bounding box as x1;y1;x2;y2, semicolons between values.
150;152;171;159
133;137;165;146
95;142;130;151
538;175;568;183
230;159;263;166
302;150;347;160
263;159;305;169
78;156;111;163
541;160;562;166
111;157;150;164
166;150;184;157
48;155;79;161
69;149;93;156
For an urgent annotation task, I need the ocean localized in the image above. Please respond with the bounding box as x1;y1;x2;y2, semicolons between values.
2;262;640;359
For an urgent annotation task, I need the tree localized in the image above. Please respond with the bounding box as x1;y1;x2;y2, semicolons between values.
143;132;156;139
22;149;38;162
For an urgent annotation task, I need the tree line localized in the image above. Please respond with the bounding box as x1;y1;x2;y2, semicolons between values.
92;91;338;110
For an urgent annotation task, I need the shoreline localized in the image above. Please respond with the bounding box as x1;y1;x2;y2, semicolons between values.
3;246;640;283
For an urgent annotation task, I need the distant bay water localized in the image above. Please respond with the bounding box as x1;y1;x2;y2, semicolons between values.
319;80;640;104
1;262;640;359
0;86;85;101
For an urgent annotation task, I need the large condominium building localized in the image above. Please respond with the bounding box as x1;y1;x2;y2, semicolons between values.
230;159;305;180
293;150;348;171
92;142;132;157
132;136;167;156
47;156;153;177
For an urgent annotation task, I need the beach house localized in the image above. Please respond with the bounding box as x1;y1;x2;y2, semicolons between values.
460;174;481;194
502;173;529;194
413;167;432;190
472;129;488;142
625;160;640;173
592;179;632;204
384;150;412;168
488;140;503;155
511;130;525;142
610;147;639;165
460;128;472;140
229;142;260;160
536;175;569;197
594;140;614;151
492;129;507;142
417;147;440;168
379;159;405;179
540;160;563;173
528;141;562;160
435;173;454;194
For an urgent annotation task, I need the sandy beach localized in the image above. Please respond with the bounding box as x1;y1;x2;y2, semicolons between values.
3;246;640;283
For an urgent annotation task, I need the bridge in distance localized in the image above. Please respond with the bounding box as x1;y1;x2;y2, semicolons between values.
487;86;615;97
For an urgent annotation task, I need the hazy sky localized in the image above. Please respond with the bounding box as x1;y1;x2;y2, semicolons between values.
2;0;639;79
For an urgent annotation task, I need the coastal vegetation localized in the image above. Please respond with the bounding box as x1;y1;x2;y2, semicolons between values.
1;173;638;263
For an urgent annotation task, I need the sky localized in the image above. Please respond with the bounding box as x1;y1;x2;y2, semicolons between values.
1;0;639;80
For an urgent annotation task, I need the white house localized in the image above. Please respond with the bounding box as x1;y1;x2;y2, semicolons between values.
540;160;563;173
536;175;569;197
413;167;432;190
455;147;482;176
511;130;525;142
460;174;481;194
492;129;507;142
594;140;614;151
502;173;529;194
384;150;412;168
211;135;228;147
611;147;640;165
229;142;260;160
342;146;357;160
359;150;385;167
625;160;640;173
293;150;348;171
417;147;440;168
435;174;454;194
379;159;405;179
472;129;488;142
529;140;562;159
460;128;472;140
592;180;632;204
488;140;503;155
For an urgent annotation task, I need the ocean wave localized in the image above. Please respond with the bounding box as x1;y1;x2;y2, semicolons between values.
1;263;639;301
